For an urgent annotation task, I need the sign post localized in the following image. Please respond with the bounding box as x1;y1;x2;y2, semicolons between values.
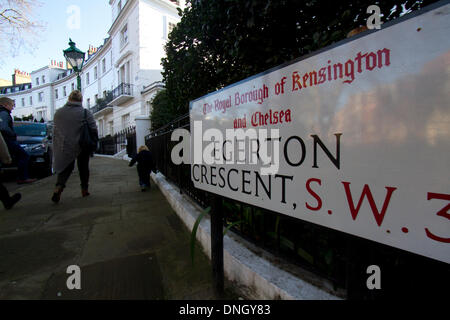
210;194;224;294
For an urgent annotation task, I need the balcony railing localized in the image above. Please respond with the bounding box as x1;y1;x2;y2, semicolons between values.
111;83;133;105
90;91;114;115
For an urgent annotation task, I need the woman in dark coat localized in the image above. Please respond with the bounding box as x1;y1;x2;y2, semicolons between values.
51;90;98;203
129;145;154;191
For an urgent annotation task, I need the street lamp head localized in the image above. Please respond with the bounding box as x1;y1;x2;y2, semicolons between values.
63;38;85;73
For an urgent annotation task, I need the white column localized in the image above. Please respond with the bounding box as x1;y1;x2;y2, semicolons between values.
135;115;151;151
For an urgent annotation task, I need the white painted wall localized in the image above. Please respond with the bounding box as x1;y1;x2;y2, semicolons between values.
137;0;181;88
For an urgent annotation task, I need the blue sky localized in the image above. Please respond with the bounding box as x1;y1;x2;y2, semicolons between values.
0;0;111;80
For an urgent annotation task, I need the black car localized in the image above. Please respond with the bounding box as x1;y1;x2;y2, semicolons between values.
13;121;53;177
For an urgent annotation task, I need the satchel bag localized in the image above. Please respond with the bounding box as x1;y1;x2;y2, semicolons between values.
0;134;12;165
79;109;97;153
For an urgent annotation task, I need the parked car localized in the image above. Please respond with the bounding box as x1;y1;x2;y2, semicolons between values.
13;121;53;177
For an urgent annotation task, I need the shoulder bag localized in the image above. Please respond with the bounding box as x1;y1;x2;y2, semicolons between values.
79;109;97;153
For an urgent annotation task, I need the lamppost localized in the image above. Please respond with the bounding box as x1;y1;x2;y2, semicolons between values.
63;38;85;91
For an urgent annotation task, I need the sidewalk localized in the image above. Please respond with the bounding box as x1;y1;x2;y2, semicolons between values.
0;156;240;299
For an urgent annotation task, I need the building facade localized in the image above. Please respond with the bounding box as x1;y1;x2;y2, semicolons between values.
0;0;184;139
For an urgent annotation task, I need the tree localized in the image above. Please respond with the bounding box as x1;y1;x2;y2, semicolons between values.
0;0;44;61
160;0;437;124
21;114;33;121
150;89;178;131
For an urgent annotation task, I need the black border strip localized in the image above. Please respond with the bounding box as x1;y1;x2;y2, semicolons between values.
189;0;450;109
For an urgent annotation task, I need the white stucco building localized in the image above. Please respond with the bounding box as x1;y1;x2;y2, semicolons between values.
0;0;184;139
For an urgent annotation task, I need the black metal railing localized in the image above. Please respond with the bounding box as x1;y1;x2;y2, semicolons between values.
90;91;114;114
112;83;133;100
97;125;136;157
145;113;450;300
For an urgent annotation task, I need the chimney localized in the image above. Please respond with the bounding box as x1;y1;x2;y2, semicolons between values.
88;45;98;56
12;69;31;85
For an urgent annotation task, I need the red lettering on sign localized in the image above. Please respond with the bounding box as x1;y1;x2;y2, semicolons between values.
305;178;322;211
425;192;450;243
342;182;397;227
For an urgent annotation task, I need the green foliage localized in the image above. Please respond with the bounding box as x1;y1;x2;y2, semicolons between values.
190;206;211;265
23;114;33;121
150;89;179;131
160;0;436;123
223;220;244;237
16;114;33;121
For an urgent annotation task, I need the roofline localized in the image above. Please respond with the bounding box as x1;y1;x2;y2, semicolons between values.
51;71;77;87
141;81;165;94
0;88;33;97
108;0;136;36
83;37;112;69
108;0;180;36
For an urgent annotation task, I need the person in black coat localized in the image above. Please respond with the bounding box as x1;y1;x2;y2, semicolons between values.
129;145;155;191
0;97;36;184
0;133;21;209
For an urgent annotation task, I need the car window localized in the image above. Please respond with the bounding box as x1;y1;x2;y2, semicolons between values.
14;123;47;137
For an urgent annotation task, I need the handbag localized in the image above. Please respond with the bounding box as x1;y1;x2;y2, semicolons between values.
79;109;97;153
0;134;12;165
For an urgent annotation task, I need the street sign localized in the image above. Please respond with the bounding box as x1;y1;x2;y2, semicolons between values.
190;4;450;264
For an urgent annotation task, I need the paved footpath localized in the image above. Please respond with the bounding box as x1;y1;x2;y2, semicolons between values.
0;156;239;299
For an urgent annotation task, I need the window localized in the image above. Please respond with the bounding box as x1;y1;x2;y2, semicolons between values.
86;73;90;85
63;86;67;97
103;90;107;98
108;121;114;135
94;67;98;80
21;98;25;107
94;94;98;103
102;59;106;73
55;89;58;99
121;113;130;129
145;100;151;115
71;83;75;91
36;78;39;86
29;96;33;105
87;98;90;108
38;92;44;102
99;120;104;137
117;0;122;12
120;24;128;46
42;75;45;84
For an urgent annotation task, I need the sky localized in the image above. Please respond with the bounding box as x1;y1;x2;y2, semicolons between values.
0;0;112;80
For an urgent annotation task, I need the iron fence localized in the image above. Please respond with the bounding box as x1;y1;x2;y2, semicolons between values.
145;113;449;300
97;126;136;157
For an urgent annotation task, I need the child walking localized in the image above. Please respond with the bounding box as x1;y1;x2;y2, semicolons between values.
129;145;155;191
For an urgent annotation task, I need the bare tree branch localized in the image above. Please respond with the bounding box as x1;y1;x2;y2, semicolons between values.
0;0;45;66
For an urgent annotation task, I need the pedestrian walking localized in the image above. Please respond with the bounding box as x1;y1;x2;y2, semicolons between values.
129;145;155;191
51;90;98;203
0;133;21;210
0;97;36;184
